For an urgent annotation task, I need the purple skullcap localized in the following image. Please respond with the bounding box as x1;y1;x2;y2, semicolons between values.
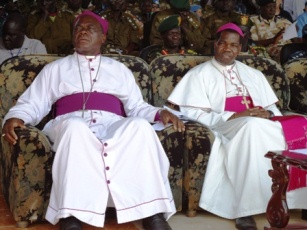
74;10;109;34
216;22;244;38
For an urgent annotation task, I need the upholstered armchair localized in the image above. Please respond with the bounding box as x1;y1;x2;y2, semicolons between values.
283;58;307;115
0;54;184;227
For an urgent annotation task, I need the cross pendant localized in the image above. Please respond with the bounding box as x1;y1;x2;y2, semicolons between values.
241;96;251;109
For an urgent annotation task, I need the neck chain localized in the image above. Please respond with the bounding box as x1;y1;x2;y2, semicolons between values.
9;47;22;57
77;54;101;118
212;60;251;109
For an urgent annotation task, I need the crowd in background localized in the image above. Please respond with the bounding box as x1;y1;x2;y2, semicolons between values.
0;0;307;65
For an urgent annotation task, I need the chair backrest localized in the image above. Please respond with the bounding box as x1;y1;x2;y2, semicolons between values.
0;54;151;128
103;54;152;104
0;55;63;122
150;54;290;111
237;55;290;111
139;44;163;64
283;58;307;114
280;43;307;66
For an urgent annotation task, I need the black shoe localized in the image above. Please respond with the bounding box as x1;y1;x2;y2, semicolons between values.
59;216;82;230
235;216;257;230
142;213;172;230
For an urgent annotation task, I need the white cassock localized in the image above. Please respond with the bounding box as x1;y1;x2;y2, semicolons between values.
3;52;176;227
168;58;307;219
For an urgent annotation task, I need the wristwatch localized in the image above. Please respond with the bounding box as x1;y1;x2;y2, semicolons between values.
267;110;274;119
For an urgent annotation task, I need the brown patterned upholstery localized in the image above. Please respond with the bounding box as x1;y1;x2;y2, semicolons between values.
283;58;307;114
0;54;183;226
149;54;292;216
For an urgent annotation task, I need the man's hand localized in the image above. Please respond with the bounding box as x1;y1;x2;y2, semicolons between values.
2;118;26;145
159;110;185;132
229;107;272;120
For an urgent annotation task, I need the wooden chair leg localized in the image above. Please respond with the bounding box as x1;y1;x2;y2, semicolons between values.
16;221;29;228
302;209;307;220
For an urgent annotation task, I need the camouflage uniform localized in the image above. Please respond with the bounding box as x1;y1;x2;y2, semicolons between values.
250;15;292;61
100;10;141;54
150;9;205;50
201;4;214;19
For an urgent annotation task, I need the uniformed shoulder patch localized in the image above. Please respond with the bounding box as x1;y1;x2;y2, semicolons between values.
100;10;112;19
155;10;173;23
123;12;140;30
187;12;200;29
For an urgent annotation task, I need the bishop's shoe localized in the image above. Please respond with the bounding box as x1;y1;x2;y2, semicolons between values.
59;216;82;230
235;216;257;230
142;213;172;230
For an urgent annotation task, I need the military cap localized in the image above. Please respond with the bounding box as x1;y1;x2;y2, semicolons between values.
158;15;181;33
170;0;190;10
257;0;276;7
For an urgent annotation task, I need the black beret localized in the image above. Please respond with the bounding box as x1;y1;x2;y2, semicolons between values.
158;15;181;33
257;0;276;6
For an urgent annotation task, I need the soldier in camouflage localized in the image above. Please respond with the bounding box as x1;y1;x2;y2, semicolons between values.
249;0;292;62
150;0;206;52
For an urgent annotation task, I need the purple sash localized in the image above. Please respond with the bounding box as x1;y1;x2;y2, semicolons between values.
225;96;307;191
225;96;254;112
54;92;126;117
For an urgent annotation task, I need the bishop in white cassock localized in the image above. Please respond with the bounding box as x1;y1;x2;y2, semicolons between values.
168;22;307;230
1;10;185;230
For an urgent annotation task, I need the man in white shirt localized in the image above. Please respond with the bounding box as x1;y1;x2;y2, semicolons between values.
0;12;47;65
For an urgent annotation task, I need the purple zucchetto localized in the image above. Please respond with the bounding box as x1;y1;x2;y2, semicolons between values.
216;22;244;38
74;10;109;34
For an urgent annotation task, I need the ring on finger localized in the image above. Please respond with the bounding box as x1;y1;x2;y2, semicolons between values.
2;133;6;137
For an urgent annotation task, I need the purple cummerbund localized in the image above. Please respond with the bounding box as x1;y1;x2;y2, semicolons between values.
54;92;126;117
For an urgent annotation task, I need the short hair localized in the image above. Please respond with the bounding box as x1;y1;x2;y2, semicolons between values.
4;12;27;33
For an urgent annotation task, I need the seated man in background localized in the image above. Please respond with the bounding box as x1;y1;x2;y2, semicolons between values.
168;22;307;230
0;12;47;65
250;0;293;61
144;15;198;63
2;10;184;230
26;0;75;55
150;0;206;52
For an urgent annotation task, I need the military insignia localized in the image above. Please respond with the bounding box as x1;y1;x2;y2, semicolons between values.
240;15;249;26
177;16;181;26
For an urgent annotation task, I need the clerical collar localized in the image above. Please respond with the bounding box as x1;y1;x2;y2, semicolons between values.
211;57;236;73
75;52;100;62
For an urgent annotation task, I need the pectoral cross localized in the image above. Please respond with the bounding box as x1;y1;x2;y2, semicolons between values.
241;96;251;109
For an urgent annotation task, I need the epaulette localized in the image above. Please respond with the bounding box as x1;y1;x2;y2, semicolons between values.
202;10;215;19
100;10;111;19
29;8;40;15
122;12;140;31
187;13;200;29
156;10;173;23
